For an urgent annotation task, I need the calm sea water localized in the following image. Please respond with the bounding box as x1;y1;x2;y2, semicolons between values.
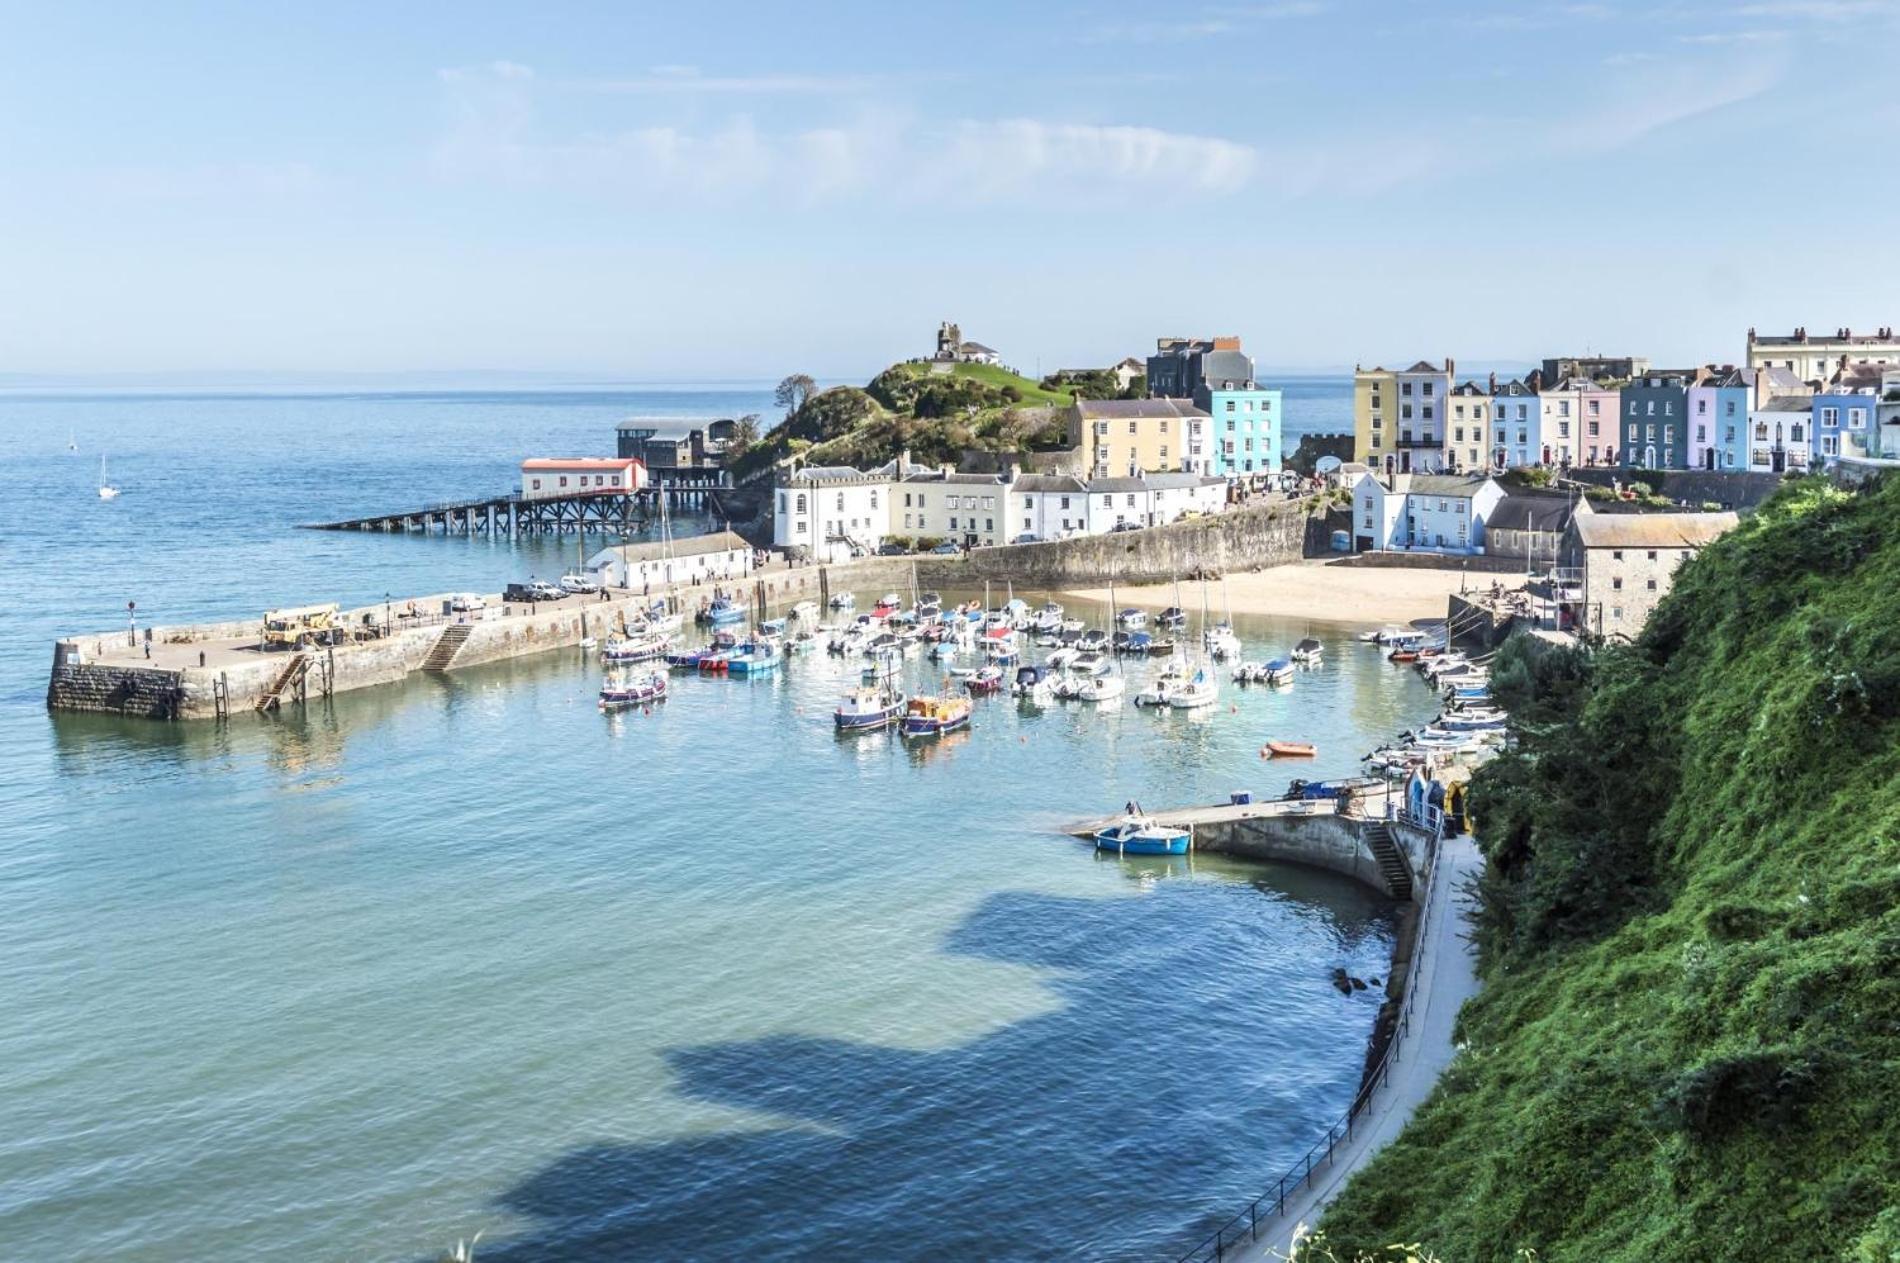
0;382;1443;1263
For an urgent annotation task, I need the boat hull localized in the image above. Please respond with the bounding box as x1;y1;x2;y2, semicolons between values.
1092;828;1190;856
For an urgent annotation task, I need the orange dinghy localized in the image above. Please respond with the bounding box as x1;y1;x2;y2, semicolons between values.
1261;740;1317;758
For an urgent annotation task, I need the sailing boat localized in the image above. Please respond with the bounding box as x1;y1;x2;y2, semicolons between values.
97;454;119;500
645;490;685;635
68;430;77;452
1071;572;1125;702
1203;575;1239;660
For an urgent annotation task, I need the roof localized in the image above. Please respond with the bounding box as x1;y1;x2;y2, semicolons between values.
902;470;1013;485
1074;398;1210;420
1142;472;1224;490
1572;511;1739;550
1759;366;1805;391
959;341;998;354
1491;378;1536;398
1450;380;1488;396
1400;360;1448;375
782;465;879;485
1197;349;1255;388
1754;330;1899;347
1014;474;1088;494
1114;356;1144;370
1088;476;1161;492
1487;493;1578;533
1756;396;1812;413
520;458;637;471
593;529;750;564
1407;474;1497;497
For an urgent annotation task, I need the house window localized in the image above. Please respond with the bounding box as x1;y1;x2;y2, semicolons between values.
1612;550;1623;560
1588;400;1600;416
795;493;807;512
1128;422;1138;434
1647;578;1658;590
870;491;879;509
1647;550;1658;560
1612;607;1624;620
559;476;569;487
836;493;845;511
1850;408;1867;429
1613;577;1623;590
1822;407;1839;426
532;479;542;490
904;513;912;528
985;519;993;531
1226;401;1236;413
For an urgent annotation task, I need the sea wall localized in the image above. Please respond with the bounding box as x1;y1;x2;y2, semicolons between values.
1563;467;1785;511
1329;551;1524;574
1194;811;1410;899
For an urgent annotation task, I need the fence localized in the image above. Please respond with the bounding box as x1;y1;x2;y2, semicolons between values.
1172;821;1445;1263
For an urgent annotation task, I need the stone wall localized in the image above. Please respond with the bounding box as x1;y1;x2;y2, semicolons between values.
1193;810;1407;898
1329;551;1524;574
1564;466;1785;511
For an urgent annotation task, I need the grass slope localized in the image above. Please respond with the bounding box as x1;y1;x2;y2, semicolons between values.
887;360;1077;407
1318;476;1900;1261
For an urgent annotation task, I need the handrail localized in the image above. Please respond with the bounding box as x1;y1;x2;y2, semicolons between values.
1172;820;1445;1263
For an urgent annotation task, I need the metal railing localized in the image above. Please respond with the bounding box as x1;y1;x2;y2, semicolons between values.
1173;821;1445;1263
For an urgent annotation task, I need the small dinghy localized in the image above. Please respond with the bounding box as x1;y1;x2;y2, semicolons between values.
1262;740;1317;758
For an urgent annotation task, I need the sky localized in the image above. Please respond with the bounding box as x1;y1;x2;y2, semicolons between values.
1;0;1897;383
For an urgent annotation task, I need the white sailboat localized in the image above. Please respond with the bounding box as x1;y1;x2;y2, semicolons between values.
97;454;119;500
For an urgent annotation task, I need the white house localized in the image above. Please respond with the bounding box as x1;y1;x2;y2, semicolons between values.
773;466;891;562
1012;474;1091;541
1353;473;1505;553
897;470;1014;547
521;458;645;501
1084;473;1226;531
586;530;754;592
1746;398;1812;474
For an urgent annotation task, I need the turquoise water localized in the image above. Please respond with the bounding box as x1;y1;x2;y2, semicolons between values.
0;385;1443;1262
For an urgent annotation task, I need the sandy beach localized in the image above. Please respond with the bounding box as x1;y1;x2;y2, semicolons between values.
1062;560;1512;630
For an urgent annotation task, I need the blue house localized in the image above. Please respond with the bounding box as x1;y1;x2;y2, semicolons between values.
1620;369;1696;471
1812;387;1877;462
1686;366;1752;471
1188;344;1282;478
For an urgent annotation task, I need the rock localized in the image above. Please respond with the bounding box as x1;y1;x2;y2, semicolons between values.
1331;967;1353;995
1350;976;1368;991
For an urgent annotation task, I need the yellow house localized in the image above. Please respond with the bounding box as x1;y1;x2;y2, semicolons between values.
1446;380;1491;472
1353;366;1396;466
1067;398;1207;477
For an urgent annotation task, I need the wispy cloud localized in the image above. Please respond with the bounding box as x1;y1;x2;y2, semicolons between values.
571;65;877;95
1733;0;1897;17
1551;58;1783;151
431;62;1260;204
1678;27;1788;40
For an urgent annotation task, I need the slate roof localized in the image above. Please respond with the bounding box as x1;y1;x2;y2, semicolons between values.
1013;474;1088;494
1198;349;1255;388
784;465;876;484
1572;512;1738;549
902;470;1013;485
1406;474;1497;497
1488;493;1577;533
1402;360;1447;374
1757;397;1813;413
1074;398;1210;420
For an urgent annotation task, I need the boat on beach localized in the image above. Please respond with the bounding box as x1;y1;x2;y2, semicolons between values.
1093;815;1191;856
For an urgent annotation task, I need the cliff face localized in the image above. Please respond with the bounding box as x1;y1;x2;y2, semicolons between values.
1320;475;1900;1260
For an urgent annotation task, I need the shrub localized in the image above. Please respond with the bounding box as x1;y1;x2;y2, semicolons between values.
913;535;945;551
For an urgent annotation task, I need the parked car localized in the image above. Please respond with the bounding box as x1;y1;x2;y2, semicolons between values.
1011;533;1040;545
559;572;601;594
504;581;563;603
527;581;565;601
930;541;961;555
1110;521;1142;533
876;542;911;556
449;592;487;612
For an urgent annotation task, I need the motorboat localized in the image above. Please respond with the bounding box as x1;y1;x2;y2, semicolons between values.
726;640;782;677
1262;740;1317;758
1002;598;1032;630
835;684;905;732
601;631;671;664
1077;629;1110;653
1232;662;1271;685
1070;652;1112;677
1291;638;1323;665
873;593;903;618
964;665;1005;696
599;671;666;709
1121;631;1153;655
789;600;820;622
1013;664;1055;705
1067;673;1126;703
1059;617;1086;635
1032;601;1065;632
1045;646;1079;671
862;651;902;683
665;647;711;670
699;598;747;627
1135;661;1186;708
1167;668;1219;710
1204;624;1241;660
1263;658;1296;684
1156;606;1188;629
1115;608;1147;628
1093;816;1190;856
901;692;973;738
1146;637;1176;657
829;592;856;610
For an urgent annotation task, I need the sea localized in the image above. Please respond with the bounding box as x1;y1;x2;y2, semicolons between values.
0;377;1446;1262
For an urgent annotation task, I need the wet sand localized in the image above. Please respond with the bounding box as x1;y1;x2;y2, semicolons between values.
1062;560;1514;630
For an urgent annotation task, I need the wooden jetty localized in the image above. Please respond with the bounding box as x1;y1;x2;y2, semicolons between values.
303;486;729;536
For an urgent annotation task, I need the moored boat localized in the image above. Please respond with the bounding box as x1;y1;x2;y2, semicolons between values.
835;683;906;731
1167;668;1219;710
964;665;1005;696
901;692;973;738
1093;815;1191;856
1291;637;1323;664
601;631;671;663
1262;740;1317;758
598;671;667;709
1115;607;1147;628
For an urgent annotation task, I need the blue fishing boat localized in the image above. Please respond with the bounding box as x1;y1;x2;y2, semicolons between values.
835;683;906;731
598;671;667;710
1093;815;1191;856
700;598;747;627
665;648;710;670
726;640;782;676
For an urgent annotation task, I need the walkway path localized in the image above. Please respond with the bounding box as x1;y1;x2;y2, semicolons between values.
1242;831;1484;1260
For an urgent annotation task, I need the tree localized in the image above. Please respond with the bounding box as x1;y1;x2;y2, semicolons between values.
729;413;761;455
775;373;816;418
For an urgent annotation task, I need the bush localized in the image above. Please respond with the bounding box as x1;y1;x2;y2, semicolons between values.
913;535;945;551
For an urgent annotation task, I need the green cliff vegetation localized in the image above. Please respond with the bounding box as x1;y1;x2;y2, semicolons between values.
1320;475;1900;1260
730;364;1077;480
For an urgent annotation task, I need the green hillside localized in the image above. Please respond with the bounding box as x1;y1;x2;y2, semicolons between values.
731;362;1078;480
1318;475;1900;1260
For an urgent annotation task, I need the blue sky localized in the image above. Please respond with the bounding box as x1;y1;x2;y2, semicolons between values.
1;0;1896;381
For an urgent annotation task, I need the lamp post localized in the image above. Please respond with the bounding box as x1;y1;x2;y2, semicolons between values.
384;592;392;631
127;600;137;649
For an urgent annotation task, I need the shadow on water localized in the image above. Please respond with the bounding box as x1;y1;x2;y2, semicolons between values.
469;876;1397;1263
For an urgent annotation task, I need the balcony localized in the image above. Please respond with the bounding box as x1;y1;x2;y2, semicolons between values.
1394;435;1441;448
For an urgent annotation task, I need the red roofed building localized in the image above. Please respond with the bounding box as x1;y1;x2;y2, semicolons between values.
520;458;646;501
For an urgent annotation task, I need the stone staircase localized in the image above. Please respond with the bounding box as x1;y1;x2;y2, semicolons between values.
422;623;474;673
255;652;312;712
1363;820;1415;901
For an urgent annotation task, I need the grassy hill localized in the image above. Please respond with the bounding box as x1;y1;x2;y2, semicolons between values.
730;362;1078;480
1316;475;1900;1260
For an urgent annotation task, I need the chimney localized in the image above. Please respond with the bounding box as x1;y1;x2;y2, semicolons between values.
1488;371;1497;392
1747;326;1756;344
1446;357;1456;377
1527;368;1544;391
